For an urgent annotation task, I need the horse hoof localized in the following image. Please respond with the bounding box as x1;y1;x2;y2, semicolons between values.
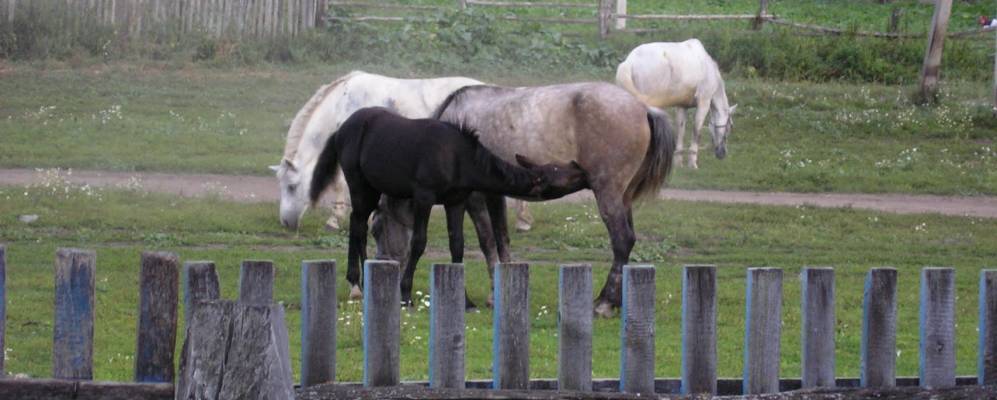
486;294;494;308
515;223;532;232
349;285;363;300
593;302;616;318
324;222;340;232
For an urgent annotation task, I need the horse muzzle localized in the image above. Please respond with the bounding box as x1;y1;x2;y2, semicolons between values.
715;146;727;160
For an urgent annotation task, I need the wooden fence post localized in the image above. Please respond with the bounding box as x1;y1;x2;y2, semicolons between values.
239;260;274;304
457;0;467;10
979;270;997;384
992;27;996;116
493;262;530;390
598;0;612;38
614;0;626;30
558;264;592;392
53;248;96;380
620;264;655;395
134;251;180;383
918;0;953;101
301;260;337;387
802;267;835;389
0;244;5;377
429;263;465;389
920;267;955;388
752;0;768;30
861;267;897;388
183;261;221;327
363;260;400;387
743;267;782;395
6;0;14;24
682;265;716;395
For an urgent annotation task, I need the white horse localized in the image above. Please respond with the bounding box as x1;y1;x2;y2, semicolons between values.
616;39;736;169
271;71;483;230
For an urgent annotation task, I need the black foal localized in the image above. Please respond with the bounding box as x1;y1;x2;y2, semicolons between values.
310;107;586;305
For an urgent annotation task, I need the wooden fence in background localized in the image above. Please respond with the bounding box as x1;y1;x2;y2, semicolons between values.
0;0;328;38
1;245;997;398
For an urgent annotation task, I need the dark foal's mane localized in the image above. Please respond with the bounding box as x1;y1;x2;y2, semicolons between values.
450;121;537;191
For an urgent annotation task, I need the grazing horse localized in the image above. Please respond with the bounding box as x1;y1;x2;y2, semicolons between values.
426;82;676;317
309;107;587;306
616;39;736;169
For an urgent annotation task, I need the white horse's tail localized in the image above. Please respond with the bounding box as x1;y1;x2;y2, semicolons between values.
615;61;656;106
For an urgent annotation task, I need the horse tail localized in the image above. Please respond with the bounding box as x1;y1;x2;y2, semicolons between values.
309;123;349;206
629;107;676;201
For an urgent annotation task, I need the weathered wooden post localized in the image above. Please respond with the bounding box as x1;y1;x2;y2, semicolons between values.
429;263;465;389
802;267;835;389
457;0;467;10
363;260;400;387
301;260;337;387
620;264;655;395
493;262;530;390
614;0;627;30
558;264;592;392
682;265;716;395
861;268;897;388
134;251;179;383
6;0;14;24
598;0;612;38
752;0;768;30
992;26;996;116
54;248;96;380
918;0;953;101
743;267;782;395
920;267;955;388
183;261;221;327
240;260;274;304
0;244;5;376
979;270;997;384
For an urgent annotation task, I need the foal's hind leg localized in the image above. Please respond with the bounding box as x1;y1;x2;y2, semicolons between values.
445;201;479;310
485;194;513;308
466;192;499;308
401;199;433;306
346;189;379;300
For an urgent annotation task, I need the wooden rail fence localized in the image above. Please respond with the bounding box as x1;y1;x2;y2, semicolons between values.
0;0;327;38
1;245;996;398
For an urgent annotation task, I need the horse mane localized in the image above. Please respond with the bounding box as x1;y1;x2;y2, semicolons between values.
430;84;493;120
283;71;364;160
445;121;536;188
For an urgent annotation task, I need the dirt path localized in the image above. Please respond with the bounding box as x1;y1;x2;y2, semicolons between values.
3;168;996;218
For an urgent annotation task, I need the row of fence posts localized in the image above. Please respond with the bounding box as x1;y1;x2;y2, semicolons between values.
1;245;996;395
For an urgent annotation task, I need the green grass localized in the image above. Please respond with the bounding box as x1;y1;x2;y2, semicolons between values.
0;64;993;194
1;185;995;381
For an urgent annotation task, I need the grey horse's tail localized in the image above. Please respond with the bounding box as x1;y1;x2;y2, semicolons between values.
629;107;676;201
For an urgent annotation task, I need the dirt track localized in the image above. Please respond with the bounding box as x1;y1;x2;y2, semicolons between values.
2;168;996;218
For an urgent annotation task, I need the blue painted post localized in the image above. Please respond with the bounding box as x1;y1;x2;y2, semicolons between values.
861;268;897;388
493;262;530;390
239;260;274;304
301;260;337;387
134;251;179;383
429;263;465;389
743;267;782;395
363;260;400;387
0;244;5;377
558;264;592;392
682;265;716;395
801;267;835;388
980;270;997;385
620;264;655;395
920;267;955;388
53;248;96;380
182;261;220;328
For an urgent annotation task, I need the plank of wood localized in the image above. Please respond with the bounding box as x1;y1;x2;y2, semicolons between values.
980;270;997;384
493;262;530;390
363;260;400;387
182;261;220;327
0;378;173;400
743;268;783;394
861;268;897;388
920;267;955;388
558;264;592;392
620;264;655;395
53;248;96;380
301;260;337;387
0;244;5;376
918;0;953;99
239;260;274;304
801;267;835;388
429;263;465;389
134;251;179;383
682;265;716;395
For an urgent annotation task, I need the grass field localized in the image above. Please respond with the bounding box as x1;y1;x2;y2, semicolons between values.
1;184;995;381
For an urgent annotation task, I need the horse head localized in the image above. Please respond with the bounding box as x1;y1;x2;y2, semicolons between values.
272;158;309;229
709;103;736;160
515;154;588;200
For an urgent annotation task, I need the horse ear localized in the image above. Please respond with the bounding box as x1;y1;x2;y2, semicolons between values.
729;104;738;114
269;164;281;172
515;154;538;169
282;158;298;173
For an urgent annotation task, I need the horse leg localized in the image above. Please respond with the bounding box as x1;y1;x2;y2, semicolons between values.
466;192;499;308
673;108;687;168
592;192;636;318
689;104;709;169
346;188;379;300
514;200;534;232
485;194;512;307
401;199;433;306
445;201;480;310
